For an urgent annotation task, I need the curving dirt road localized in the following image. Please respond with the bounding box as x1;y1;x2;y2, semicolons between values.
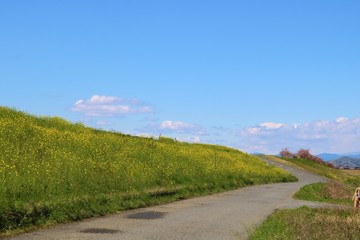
10;156;330;240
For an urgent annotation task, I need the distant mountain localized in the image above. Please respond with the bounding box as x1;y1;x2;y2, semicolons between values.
317;152;360;161
344;151;360;156
317;153;341;161
329;157;360;169
345;153;360;159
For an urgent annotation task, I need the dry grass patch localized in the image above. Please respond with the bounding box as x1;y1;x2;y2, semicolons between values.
322;180;352;200
341;169;360;177
250;207;360;240
294;180;353;206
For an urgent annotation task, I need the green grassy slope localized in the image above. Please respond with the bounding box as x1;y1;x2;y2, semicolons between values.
0;107;296;235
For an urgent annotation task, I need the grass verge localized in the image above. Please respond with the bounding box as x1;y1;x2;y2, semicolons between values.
249;206;359;240
294;181;353;206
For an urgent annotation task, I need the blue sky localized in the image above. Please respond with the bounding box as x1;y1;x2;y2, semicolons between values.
1;1;359;154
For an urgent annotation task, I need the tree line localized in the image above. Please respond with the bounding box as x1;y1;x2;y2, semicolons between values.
279;148;335;168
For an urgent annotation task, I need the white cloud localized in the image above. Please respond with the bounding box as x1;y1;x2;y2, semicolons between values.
72;95;154;117
95;120;113;126
247;127;260;134
160;121;197;131
141;120;207;135
187;136;201;143
259;122;285;129
235;117;360;154
158;120;207;135
88;95;119;104
136;133;153;138
336;117;348;123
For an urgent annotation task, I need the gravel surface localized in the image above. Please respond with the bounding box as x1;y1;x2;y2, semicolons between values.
9;156;331;240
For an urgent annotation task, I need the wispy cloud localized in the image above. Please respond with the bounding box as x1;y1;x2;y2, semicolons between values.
187;136;201;143
95;120;113;126
72;95;154;117
148;120;207;135
259;122;285;129
137;120;208;137
235;118;360;154
160;121;197;132
172;136;201;143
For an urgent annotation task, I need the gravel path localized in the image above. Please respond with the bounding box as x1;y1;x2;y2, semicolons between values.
9;156;332;240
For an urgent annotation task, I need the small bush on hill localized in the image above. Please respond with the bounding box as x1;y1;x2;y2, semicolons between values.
279;148;294;158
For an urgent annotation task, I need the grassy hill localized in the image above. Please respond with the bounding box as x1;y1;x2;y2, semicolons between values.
0;107;296;235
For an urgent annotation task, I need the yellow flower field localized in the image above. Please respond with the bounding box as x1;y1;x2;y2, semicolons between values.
0;107;296;234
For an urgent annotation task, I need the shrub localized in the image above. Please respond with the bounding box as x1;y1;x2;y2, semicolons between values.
279;148;294;158
296;149;312;159
326;162;335;168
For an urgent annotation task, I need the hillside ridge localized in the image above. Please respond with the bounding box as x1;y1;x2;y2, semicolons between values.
329;156;360;169
318;153;360;161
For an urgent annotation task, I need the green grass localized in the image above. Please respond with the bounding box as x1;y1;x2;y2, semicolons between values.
262;155;360;204
294;182;353;206
248;155;360;240
282;156;359;205
268;155;360;185
0;107;297;236
249;207;360;240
